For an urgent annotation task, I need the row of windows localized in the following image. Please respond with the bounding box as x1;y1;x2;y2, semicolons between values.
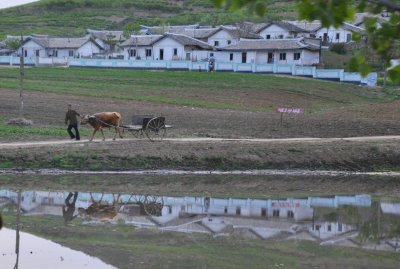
129;48;179;59
214;40;232;46
228;52;301;62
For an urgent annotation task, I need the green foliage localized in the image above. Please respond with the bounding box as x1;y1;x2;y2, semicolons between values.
4;38;20;50
330;43;346;55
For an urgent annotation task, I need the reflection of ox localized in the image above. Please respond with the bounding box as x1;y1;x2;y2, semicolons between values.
78;193;121;221
81;112;123;141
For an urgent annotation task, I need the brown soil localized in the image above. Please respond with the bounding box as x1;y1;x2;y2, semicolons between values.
1;89;400;140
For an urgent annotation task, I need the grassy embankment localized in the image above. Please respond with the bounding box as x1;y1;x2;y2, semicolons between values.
0;0;297;38
1;210;400;269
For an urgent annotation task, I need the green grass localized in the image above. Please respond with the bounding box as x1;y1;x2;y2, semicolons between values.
0;67;392;112
0;116;91;139
0;0;297;39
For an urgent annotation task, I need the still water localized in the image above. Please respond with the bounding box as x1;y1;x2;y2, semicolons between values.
0;180;400;269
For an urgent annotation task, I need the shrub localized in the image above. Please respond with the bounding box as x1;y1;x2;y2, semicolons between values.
330;43;346;55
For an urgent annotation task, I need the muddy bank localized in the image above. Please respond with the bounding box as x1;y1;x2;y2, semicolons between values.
1;174;400;198
1;139;400;171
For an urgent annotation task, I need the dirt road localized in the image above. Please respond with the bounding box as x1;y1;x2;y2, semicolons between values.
1;135;400;149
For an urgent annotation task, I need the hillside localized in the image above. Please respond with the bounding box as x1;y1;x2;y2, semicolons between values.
0;0;298;38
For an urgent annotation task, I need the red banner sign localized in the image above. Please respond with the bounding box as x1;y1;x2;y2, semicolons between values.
275;107;304;114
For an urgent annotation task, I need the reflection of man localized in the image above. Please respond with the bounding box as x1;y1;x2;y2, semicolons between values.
63;192;78;225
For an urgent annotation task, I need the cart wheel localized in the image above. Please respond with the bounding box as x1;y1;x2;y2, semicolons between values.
143;195;164;216
145;117;166;142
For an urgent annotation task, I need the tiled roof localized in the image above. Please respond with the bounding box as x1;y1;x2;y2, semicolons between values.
342;22;366;34
26;36;102;49
220;38;319;51
86;29;126;41
285;20;322;32
256;22;307;33
120;35;163;47
158;33;213;49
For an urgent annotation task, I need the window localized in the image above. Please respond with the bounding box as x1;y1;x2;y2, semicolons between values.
168;206;172;214
69;50;74;57
336;33;340;40
287;210;294;218
146;49;152;57
278;35;284;39
273;210;280;218
229;53;233;61
279;53;286;61
236;207;241;215
24;50;27;57
173;48;178;56
214;41;219;46
186;52;190;61
338;223;342;232
227;40;231;45
294;52;301;60
159;49;164;60
53;50;58;57
210;53;214;57
261;208;267;217
35;50;40;57
224;206;228;214
328;224;332;232
266;35;271;39
241;52;247;63
130;49;136;57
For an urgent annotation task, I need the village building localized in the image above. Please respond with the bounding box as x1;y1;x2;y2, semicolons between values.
216;37;320;65
86;29;126;58
19;35;103;58
251;22;308;39
120;35;163;60
151;33;213;61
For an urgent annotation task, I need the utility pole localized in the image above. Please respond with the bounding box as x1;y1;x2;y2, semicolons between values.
19;35;24;117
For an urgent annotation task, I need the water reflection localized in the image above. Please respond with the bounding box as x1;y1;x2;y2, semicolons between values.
1;189;400;253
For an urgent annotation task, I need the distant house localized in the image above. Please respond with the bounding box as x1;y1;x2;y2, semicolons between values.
287;20;365;43
0;41;12;55
253;22;308;39
86;29;126;57
140;24;199;35
198;26;260;48
120;35;163;60
152;33;213;61
217;38;320;65
19;36;103;58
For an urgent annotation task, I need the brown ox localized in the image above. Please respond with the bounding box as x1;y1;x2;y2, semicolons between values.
81;112;123;141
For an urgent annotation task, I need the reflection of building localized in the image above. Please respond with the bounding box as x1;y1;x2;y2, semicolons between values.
3;190;400;251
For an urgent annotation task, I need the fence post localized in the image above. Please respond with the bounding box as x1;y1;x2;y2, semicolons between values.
312;66;317;78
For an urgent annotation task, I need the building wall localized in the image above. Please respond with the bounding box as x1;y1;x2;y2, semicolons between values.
259;25;291;39
316;27;352;43
153;38;184;60
207;29;237;48
77;42;101;57
20;40;46;57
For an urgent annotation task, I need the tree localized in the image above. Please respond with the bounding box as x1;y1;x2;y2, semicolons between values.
212;0;400;83
4;37;20;51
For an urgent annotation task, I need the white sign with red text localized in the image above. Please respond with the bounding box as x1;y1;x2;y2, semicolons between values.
275;107;304;114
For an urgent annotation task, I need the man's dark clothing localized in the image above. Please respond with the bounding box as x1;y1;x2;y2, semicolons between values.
65;109;80;140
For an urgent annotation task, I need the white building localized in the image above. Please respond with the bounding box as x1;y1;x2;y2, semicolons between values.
19;36;103;58
315;22;365;43
151;33;213;61
120;35;163;60
254;22;307;39
217;38;320;65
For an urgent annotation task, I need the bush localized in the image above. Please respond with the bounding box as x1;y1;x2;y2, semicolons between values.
330;43;346;55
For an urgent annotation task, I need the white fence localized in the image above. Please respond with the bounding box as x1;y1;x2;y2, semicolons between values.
0;56;378;86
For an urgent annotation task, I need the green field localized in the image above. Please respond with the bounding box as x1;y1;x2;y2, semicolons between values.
0;67;392;112
0;0;298;39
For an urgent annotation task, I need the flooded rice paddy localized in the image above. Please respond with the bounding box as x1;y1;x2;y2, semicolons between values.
0;174;399;269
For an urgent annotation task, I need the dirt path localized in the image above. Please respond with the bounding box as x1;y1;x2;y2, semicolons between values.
1;135;400;149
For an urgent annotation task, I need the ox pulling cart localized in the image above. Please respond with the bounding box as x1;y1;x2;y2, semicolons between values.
121;115;171;142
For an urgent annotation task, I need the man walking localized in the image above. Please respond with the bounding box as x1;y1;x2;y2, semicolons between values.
63;192;79;225
65;104;80;140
